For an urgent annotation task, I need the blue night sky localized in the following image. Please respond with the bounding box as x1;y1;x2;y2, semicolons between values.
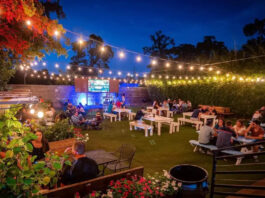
41;0;265;75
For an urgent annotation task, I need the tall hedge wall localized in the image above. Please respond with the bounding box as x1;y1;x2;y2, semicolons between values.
147;82;265;117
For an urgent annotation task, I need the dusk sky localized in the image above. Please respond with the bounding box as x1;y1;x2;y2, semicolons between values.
43;0;265;75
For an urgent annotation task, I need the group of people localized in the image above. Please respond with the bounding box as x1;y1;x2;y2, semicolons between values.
106;93;127;114
198;113;265;157
152;99;192;115
64;100;102;129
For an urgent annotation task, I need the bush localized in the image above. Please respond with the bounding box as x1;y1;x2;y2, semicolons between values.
147;80;265;117
42;119;74;142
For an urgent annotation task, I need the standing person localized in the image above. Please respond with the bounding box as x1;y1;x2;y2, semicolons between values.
121;93;126;108
61;142;99;185
216;121;237;148
30;130;49;162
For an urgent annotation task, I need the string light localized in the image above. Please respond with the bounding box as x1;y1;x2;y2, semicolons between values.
67;65;71;70
54;30;59;36
89;68;92;72
78;38;84;45
37;111;44;118
178;64;183;69
200;66;204;71
78;67;82;71
42;62;46;66
135;73;139;77
119;51;125;58
118;71;122;76
208;67;213;71
165;62;170;67
143;74;147;78
151;60;157;66
55;63;59;68
151;74;155;78
26;20;31;26
189;66;194;71
216;70;221;75
34;61;38;66
109;71;112;74
99;69;103;74
100;46;105;52
136;56;142;62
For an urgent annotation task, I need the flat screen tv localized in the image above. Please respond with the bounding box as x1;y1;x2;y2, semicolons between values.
88;79;109;92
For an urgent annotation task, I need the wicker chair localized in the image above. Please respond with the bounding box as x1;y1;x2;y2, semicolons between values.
106;144;136;172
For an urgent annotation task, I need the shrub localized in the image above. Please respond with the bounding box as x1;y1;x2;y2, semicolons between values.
147;81;265;117
42;119;74;142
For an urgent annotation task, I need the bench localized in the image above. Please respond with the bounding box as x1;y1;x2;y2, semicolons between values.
169;122;180;133
49;138;76;154
167;111;174;118
40;166;144;198
189;140;243;165
128;112;136;120
198;105;234;116
129;121;153;137
103;112;117;122
178;118;203;130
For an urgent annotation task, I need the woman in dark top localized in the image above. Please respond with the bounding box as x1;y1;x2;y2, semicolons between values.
30;130;49;162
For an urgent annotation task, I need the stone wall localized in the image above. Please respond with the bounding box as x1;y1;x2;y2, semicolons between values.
7;84;150;108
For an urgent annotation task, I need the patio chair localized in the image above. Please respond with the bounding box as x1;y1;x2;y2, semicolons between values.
106;144;136;172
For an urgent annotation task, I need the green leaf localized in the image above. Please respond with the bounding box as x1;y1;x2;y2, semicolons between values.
25;143;33;152
52;162;62;170
42;176;50;185
5;150;14;158
6;177;16;185
64;160;71;166
23;178;32;185
13;147;21;154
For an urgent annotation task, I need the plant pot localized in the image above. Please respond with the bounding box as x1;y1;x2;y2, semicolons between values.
169;164;208;198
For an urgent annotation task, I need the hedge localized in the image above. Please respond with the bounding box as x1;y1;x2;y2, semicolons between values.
147;81;265;117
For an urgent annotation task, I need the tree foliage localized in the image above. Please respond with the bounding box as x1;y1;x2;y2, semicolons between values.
70;34;114;75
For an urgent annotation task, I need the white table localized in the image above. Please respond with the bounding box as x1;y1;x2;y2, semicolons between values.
182;112;216;127
113;108;131;121
147;107;170;116
143;115;173;136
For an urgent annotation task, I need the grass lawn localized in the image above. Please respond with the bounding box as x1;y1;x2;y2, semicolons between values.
85;114;265;196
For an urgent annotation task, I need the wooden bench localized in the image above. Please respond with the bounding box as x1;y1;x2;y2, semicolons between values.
103;112;117;122
198;105;234;116
129;121;153;137
167;111;173;118
128;112;136;120
49;138;76;154
178;117;203;130
189;140;243;165
40;166;144;198
169;122;180;133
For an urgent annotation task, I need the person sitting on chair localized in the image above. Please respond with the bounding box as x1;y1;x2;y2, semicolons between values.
88;112;102;129
198;120;217;145
134;107;145;122
216;121;237;148
61;142;99;185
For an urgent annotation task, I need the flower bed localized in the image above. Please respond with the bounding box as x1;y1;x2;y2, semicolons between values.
87;170;181;198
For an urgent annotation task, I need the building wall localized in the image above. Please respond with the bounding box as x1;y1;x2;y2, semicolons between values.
7;84;150;108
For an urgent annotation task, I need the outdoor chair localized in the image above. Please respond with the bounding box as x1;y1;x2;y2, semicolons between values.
106;144;136;172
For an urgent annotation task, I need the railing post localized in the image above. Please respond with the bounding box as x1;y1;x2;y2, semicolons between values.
210;151;217;198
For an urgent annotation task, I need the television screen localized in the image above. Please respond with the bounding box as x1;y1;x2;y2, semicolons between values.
88;79;109;92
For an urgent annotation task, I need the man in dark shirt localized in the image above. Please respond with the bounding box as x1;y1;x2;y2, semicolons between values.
216;121;237;148
61;142;99;185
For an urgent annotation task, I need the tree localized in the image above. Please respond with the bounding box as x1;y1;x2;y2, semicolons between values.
172;44;197;62
143;30;175;70
69;34;114;76
243;18;265;39
0;0;67;89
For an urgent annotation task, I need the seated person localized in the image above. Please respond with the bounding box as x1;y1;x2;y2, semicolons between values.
77;105;86;116
71;110;87;126
107;101;116;114
191;108;201;120
46;103;55;122
252;110;262;121
168;99;173;111
88;112;102;127
244;120;265;153
214;119;224;132
134;107;145;122
209;107;217;116
116;100;122;108
198;120;217;145
216;121;237;148
30;130;49;162
61;142;99;185
181;102;188;112
187;100;192;110
233;119;246;136
153;101;160;110
201;106;209;114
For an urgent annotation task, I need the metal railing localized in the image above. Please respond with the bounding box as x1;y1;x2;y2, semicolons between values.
210;140;265;198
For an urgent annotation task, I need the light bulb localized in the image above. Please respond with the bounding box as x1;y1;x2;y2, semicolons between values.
30;109;35;114
119;51;125;58
136;56;142;62
37;111;44;118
